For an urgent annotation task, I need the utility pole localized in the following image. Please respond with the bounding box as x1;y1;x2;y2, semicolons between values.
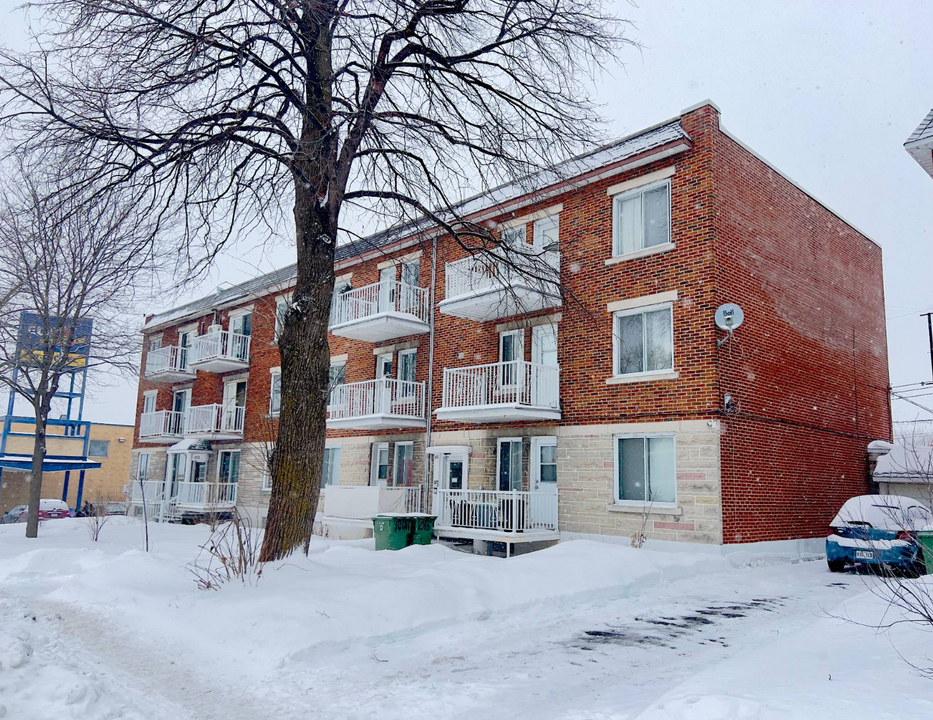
923;312;933;381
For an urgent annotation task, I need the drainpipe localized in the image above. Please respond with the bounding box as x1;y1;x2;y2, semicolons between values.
423;235;438;512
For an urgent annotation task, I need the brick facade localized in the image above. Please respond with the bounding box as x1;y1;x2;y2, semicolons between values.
130;102;890;545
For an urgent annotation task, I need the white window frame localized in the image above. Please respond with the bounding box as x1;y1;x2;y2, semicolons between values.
533;214;560;251
217;449;241;484
397;348;417;397
274;296;290;342
148;335;162;352
496;437;523;492
323;446;341;487
530;436;557;490
136;452;151;483
269;370;282;415
531;324;558;368
228;309;253;336
142;390;157;415
498;329;524;388
393;441;414;487
611;303;674;379
261;443;274;492
370;442;390;486
177;329;193;370
611;179;672;258
612;433;677;508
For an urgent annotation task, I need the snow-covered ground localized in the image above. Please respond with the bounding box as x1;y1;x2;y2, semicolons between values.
0;519;931;719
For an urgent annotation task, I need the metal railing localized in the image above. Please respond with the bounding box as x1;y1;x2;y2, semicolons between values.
187;403;245;435
328;378;425;421
130;480;237;507
190;330;251;365
444;250;560;300
434;489;558;532
331;279;430;327
138;410;186;439
441;361;559;410
145;345;193;376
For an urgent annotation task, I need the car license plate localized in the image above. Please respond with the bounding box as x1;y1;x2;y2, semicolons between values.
855;550;875;561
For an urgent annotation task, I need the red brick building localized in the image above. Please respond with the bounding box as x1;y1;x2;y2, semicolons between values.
130;102;891;555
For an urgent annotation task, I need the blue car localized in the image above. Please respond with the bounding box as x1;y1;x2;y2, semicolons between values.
826;495;931;576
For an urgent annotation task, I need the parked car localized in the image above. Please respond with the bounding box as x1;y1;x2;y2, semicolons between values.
76;501;127;517
0;504;28;524
826;495;932;576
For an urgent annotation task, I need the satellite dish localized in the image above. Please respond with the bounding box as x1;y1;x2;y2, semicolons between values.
714;303;744;332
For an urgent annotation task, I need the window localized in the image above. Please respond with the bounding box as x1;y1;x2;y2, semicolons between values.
531;324;558;368
612;181;670;256
323;447;341;486
230;312;252;337
370;442;389;486
142;391;157;415
399;260;421;313
501;225;526;246
262;470;273;491
534;438;557;485
328;360;346;407
261;444;274;491
394;442;414;487
148;336;162;352
218;450;241;485
376;353;393;379
274;298;289;341
378;266;396;312
172;389;190;433
178;330;192;370
222;380;247;431
270;372;281;415
499;329;524;387
533;215;560;251
398;349;417;397
614;435;676;505
136;453;151;483
613;305;673;377
497;438;522;491
87;439;110;458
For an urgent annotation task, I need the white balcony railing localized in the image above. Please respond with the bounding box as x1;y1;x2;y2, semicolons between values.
331;280;430;327
187;403;245;436
139;410;186;439
444;251;560;301
328;378;425;421
190;330;251;366
144;345;193;377
130;480;237;507
434;489;558;533
441;361;559;410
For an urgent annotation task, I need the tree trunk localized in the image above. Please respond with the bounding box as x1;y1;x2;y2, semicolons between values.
259;182;335;562
24;411;48;539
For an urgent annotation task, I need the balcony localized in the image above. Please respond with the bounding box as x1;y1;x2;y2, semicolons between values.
438;251;561;322
130;480;238;517
144;345;195;382
436;360;561;422
327;378;426;430
189;329;251;373
433;489;559;542
138;410;186;442
330;280;430;342
186;403;245;440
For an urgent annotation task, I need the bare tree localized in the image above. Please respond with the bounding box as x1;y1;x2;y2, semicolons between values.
0;0;630;560
0;155;162;538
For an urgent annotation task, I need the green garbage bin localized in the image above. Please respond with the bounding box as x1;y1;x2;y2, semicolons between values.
411;515;437;546
917;530;933;575
372;515;414;551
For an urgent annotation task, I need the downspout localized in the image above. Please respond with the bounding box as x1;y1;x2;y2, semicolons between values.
423;236;438;512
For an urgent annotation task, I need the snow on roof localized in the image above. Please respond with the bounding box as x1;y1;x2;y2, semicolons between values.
167;438;213;453
830;494;932;530
904;107;933;177
873;444;933;482
143;118;692;332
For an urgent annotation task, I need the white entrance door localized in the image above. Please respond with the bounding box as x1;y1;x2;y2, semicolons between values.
370;442;389;487
172;388;191;434
531;324;558;406
375;353;393;414
378;266;396;312
530;436;558;528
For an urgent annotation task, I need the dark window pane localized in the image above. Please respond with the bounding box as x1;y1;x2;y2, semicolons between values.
617;314;644;374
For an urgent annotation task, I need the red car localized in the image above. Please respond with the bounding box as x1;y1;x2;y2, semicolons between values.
1;499;71;523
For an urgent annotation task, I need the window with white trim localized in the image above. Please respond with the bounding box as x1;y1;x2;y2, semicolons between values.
142;391;157;415
397;348;417;397
323;447;341;486
501;225;526;247
136;453;151;483
274;298;289;341
496;437;523;491
393;442;414;487
328;360;346;407
261;444;274;491
533;215;560;251
613;304;673;377
148;335;162;352
218;450;241;484
270;371;281;415
614;435;676;505
370;442;389;485
612;180;671;256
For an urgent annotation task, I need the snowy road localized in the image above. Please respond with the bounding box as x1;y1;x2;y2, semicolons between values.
1;521;928;719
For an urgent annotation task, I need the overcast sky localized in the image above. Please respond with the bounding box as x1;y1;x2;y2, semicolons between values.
2;0;931;427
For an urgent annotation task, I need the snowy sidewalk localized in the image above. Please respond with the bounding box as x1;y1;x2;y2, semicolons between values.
0;519;930;719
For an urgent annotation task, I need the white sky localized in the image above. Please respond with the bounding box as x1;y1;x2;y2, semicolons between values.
2;0;931;427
